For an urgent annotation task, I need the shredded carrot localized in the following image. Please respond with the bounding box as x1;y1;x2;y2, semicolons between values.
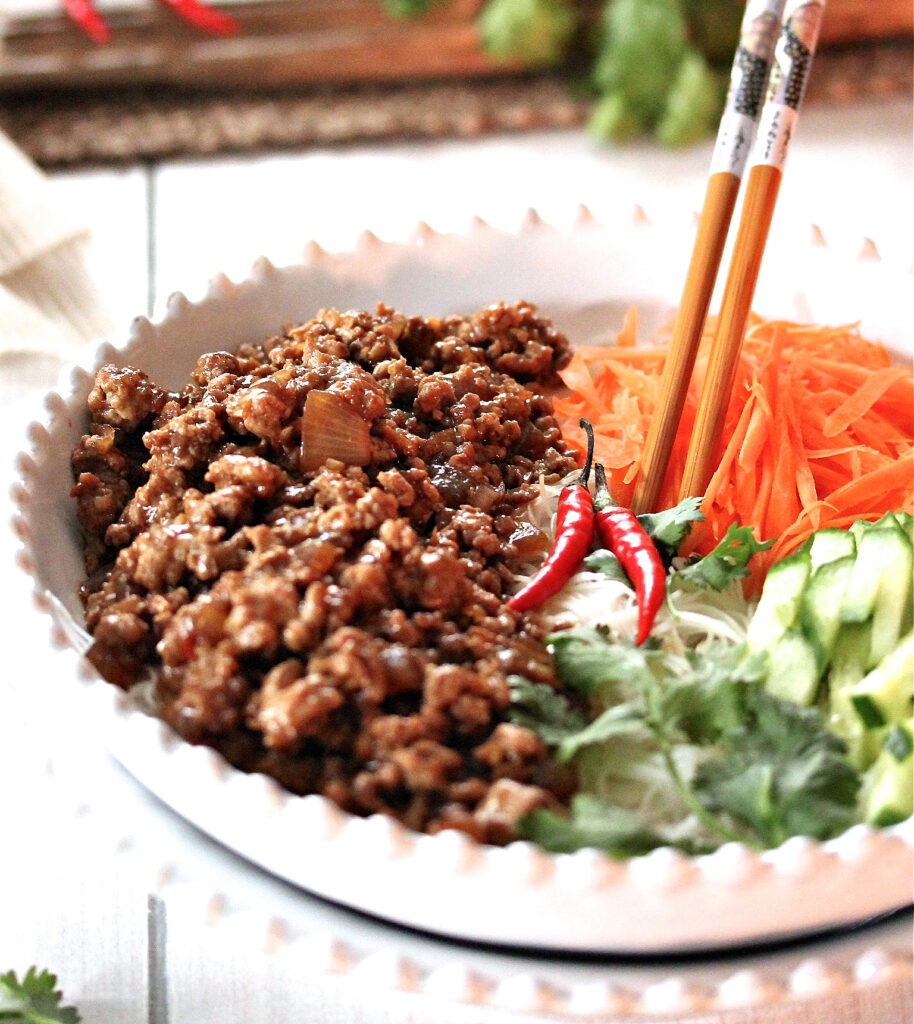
554;313;914;591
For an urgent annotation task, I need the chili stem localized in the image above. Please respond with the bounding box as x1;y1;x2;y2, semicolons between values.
576;417;595;487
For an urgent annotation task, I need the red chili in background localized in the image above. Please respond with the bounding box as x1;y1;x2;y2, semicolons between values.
63;0;110;44
593;462;666;646
157;0;239;36
507;418;595;614
64;0;238;44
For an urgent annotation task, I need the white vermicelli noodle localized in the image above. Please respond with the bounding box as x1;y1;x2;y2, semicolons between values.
511;473;755;652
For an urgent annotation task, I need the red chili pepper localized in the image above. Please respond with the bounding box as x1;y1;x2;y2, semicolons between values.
62;0;238;43
507;418;595;613
157;0;239;36
593;462;666;646
63;0;110;44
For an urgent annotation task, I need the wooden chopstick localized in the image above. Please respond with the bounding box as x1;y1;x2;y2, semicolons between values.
678;0;828;502
631;0;787;514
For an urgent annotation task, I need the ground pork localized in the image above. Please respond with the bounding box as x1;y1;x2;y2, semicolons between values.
73;301;577;843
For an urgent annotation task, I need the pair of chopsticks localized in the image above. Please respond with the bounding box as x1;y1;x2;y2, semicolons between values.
631;0;827;515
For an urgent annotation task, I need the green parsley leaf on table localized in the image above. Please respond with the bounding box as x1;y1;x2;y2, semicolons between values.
591;0;687;121
0;968;80;1024
655;49;724;148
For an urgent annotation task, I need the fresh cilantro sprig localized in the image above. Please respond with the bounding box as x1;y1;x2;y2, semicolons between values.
0;969;80;1024
518;793;710;858
674;523;773;591
507;675;588;747
636;494;704;564
582;549;630;586
692;689;861;847
509;629;860;855
586;500;768;600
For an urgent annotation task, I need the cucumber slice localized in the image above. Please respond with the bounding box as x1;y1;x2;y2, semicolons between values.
748;550;811;652
862;723;913;827
869;525;913;667
884;721;914;762
828;620;872;693
828;621;877;769
799;554;855;674
849;518;871;546
892;512;914;544
829;688;878;771
805;528;857;570
849;633;914;729
764;627;821;707
840;518;912;636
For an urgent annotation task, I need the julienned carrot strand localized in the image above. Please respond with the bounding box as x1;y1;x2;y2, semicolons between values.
770;364;803;537
710;395;756;510
615;307;639;347
574;346;668;366
560;352;602;408
557;313;913;591
738;385;772;470
816;453;914;515
749;438;775;534
823;366;912;437
784;386;819;515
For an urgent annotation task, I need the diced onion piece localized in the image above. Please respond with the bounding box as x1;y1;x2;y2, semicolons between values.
300;390;372;471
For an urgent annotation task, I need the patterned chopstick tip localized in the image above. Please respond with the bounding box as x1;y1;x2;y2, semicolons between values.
755;0;827;170
710;0;786;178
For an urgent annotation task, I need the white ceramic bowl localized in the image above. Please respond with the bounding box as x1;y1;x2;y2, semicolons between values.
11;210;913;954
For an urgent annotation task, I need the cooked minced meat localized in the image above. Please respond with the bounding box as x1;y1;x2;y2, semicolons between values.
72;301;579;843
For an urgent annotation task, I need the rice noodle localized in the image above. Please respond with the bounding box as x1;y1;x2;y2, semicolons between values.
512;472;755;652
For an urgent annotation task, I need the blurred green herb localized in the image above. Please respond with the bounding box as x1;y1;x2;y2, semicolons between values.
378;0;743;146
479;0;579;66
379;0;445;17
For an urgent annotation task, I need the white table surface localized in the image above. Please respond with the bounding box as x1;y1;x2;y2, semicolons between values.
1;93;912;1024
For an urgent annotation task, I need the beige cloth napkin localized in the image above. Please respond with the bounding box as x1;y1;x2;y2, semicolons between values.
0;129;113;356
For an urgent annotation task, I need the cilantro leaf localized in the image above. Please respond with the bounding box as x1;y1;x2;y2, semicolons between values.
507;675;588;746
693;687;860;846
637;495;704;561
517;794;701;857
521;624;860;854
583;548;632;587
654;643;768;745
0;968;80;1024
547;626;661;700
674;523;772;591
557;702;650;761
